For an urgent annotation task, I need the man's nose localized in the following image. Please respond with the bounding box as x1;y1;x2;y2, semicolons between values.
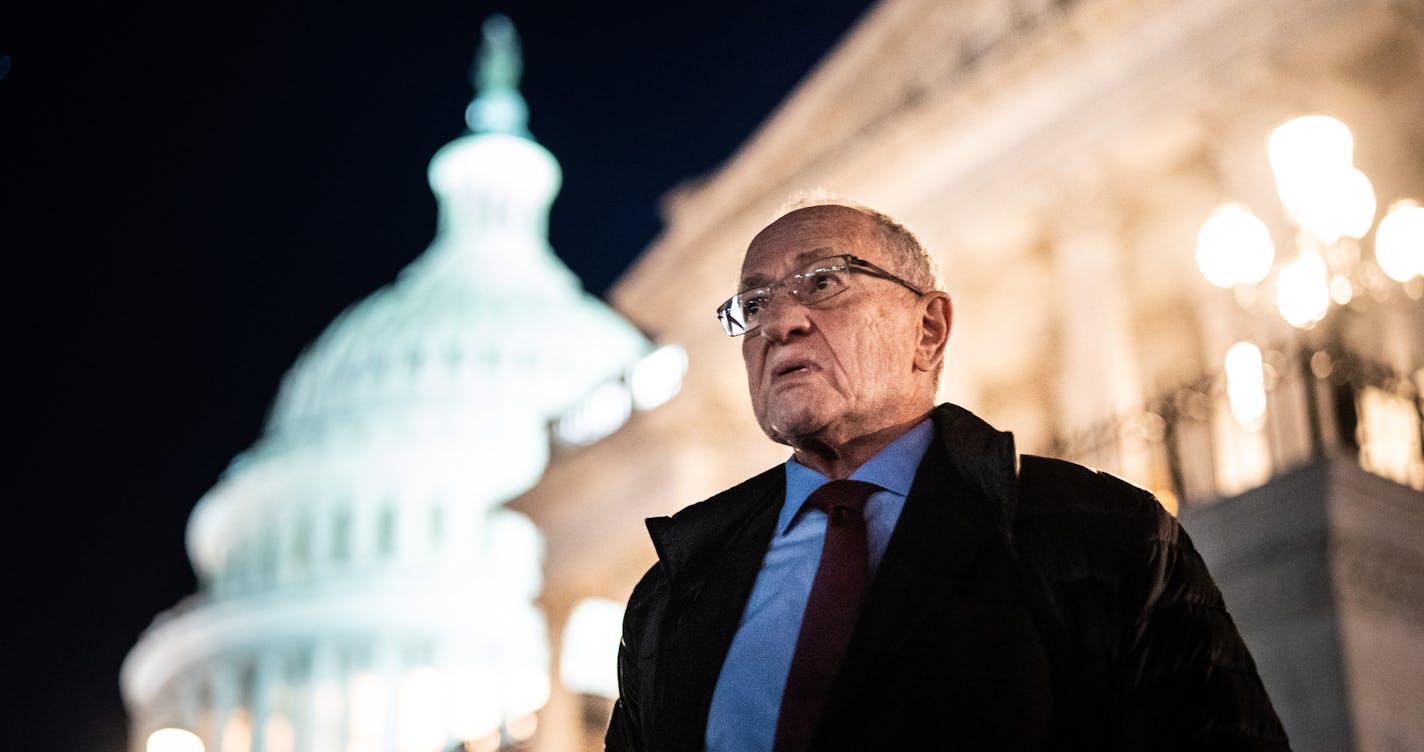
757;288;813;341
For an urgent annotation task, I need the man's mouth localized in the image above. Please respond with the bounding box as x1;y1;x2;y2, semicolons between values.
773;360;813;378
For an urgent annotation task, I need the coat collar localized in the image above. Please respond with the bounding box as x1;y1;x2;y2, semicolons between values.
645;402;1020;583
645;463;784;584
926;402;1021;544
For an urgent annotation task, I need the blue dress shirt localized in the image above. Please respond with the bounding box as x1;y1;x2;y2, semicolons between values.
704;418;936;752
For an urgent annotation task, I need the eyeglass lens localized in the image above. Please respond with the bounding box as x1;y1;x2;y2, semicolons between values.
718;257;852;336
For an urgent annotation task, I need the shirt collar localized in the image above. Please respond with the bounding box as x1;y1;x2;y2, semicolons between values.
777;417;935;536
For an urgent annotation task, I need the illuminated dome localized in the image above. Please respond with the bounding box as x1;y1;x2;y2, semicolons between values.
122;16;655;752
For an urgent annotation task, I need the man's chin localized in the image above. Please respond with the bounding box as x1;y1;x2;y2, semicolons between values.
759;409;829;448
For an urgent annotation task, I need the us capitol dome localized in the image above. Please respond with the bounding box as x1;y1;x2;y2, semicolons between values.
121;16;679;752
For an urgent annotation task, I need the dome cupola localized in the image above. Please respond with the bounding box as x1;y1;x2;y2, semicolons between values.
123;17;664;751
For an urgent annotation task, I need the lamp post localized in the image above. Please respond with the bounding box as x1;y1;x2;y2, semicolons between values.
1195;115;1423;457
1195;115;1424;328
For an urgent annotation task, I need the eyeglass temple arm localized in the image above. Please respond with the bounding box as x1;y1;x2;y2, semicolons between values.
847;256;924;296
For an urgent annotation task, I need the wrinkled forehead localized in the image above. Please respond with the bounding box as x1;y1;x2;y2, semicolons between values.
737;248;840;288
739;205;878;286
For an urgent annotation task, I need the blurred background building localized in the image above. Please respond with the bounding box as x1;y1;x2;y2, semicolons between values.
125;1;1424;751
523;0;1424;749
121;17;682;752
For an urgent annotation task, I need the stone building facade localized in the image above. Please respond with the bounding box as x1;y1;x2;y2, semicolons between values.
520;1;1424;749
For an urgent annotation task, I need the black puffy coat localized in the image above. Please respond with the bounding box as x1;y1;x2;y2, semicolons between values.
606;403;1289;751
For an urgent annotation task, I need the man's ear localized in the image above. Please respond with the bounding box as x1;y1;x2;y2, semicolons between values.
914;292;953;373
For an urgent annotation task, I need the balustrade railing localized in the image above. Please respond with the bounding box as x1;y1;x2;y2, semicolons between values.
1048;344;1424;512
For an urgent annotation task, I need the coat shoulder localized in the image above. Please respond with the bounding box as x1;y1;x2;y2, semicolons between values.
644;464;784;579
1016;454;1169;534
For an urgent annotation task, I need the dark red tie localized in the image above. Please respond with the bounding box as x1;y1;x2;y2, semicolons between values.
773;479;880;752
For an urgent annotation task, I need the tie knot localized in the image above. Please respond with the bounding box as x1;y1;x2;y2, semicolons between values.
804;479;880;515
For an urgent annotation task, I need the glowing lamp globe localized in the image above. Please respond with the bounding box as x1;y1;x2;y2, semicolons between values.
1334;167;1378;240
1196;204;1275;288
1266;116;1379;243
1267;115;1354;188
1267;116;1371;242
148;728;204;752
1275;251;1331;328
1375;200;1424;282
1225;341;1267;431
1282;165;1377;244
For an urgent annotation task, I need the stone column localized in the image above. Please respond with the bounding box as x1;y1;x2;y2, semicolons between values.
209;663;237;752
379;639;403;752
532;599;577;752
251;653;278;752
304;641;340;752
1051;208;1147;482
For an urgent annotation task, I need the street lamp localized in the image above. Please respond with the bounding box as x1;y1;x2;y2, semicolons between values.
1196;203;1274;288
1376;200;1424;283
147;728;204;752
1195;115;1423;329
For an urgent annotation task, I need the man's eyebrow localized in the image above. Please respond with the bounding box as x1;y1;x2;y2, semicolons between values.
739;247;839;288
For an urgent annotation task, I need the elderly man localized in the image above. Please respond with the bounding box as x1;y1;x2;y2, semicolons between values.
605;201;1289;751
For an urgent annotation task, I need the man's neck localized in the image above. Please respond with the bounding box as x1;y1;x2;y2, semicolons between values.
789;411;932;480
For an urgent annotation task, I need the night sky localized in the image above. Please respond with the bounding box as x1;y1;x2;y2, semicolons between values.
2;2;874;749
